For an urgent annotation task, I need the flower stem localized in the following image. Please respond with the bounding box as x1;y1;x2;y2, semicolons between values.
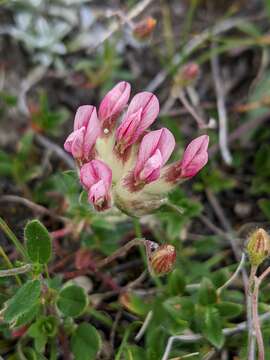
252;276;264;360
217;252;245;296
132;218;147;264
0;217;27;260
0;246;22;286
0;264;32;277
96;238;146;269
248;265;270;360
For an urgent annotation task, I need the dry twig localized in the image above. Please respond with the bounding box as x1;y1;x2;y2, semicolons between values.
211;47;232;165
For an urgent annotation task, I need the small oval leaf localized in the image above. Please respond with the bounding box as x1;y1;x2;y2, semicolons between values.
56;285;88;318
4;280;41;323
71;323;101;360
25;220;52;265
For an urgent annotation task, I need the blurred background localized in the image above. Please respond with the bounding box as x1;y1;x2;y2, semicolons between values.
1;0;270;359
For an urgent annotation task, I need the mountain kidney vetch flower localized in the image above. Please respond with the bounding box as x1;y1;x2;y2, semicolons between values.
64;81;209;216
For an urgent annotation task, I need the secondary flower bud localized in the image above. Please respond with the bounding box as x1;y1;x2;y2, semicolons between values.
165;135;209;182
247;228;270;266
174;62;200;89
181;63;200;82
98;81;131;131
133;16;157;39
148;243;176;276
80;159;112;211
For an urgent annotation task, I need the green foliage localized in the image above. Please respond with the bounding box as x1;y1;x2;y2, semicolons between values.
30;92;68;136
25;220;52;265
158;188;202;240
168;269;186;295
56;285;88;318
4;280;41;324
195;167;236;193
28;316;58;353
73;41;133;88
202;307;225;349
215;302;243;319
71;323;101;360
0;130;43;184
198;278;217;306
15;304;40;327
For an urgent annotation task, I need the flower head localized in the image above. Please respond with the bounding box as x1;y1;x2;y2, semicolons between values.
64;81;209;214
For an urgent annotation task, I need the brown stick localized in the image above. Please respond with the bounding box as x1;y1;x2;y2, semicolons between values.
96;238;146;269
252;277;264;360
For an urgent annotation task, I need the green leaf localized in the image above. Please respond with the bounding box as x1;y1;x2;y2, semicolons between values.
198;278;217;306
4;280;41;323
71;323;101;360
0;151;13;176
163;296;194;325
168;269;186;295
15;304;40;327
28;316;58;339
265;0;270;18
25;220;52;264
21;347;47;360
215;302;243;319
202;307;225;349
146;326;166;360
123;345;146;360
56;285;88;317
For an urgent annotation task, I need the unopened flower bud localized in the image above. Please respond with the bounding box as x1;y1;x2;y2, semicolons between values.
182;63;200;81
147;243;176;276
133;16;157;40
174;63;200;89
165;135;209;183
247;228;270;266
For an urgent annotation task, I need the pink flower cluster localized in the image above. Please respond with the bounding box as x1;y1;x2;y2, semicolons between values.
64;81;209;215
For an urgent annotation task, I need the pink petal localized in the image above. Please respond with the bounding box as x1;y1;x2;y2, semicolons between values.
157;128;176;165
83;107;101;159
139;149;163;182
134;128;175;179
80;159;112;191
98;81;131;125
80;162;98;190
115;108;142;148
74;105;95;130
180;135;209;178
123;92;159;139
88;179;106;203
64;127;85;158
